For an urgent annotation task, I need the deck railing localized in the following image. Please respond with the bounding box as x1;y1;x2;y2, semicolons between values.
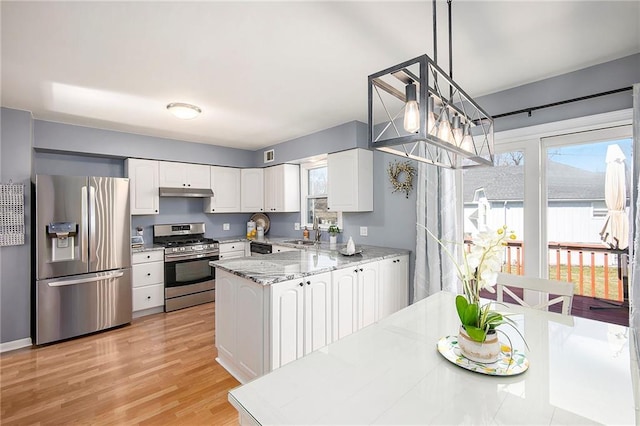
464;239;626;301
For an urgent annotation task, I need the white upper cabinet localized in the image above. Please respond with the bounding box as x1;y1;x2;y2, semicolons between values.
158;161;210;189
327;149;373;212
125;158;159;215
241;168;264;212
206;166;241;213
264;164;300;212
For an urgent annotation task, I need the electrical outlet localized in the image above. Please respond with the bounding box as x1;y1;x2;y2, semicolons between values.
223;223;230;231
360;226;368;237
294;222;300;231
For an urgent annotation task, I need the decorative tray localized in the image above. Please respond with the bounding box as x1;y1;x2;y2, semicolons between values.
339;248;363;256
250;213;270;234
436;335;529;376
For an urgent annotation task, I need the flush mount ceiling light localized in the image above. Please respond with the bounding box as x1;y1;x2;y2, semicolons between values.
368;0;494;169
166;102;202;120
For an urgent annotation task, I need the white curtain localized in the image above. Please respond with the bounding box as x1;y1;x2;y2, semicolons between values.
631;84;639;332
414;142;459;302
630;83;639;412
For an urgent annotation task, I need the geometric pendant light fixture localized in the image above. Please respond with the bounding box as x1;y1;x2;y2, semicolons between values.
368;0;494;169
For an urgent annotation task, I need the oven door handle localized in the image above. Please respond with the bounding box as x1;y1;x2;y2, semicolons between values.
165;252;219;262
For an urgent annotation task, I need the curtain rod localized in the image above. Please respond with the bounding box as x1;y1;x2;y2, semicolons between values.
492;86;633;120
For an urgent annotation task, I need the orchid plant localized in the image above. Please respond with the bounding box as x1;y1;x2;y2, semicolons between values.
424;225;524;344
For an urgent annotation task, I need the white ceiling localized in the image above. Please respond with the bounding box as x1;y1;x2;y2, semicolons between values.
2;1;639;151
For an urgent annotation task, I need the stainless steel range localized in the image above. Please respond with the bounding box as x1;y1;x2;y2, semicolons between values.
153;223;219;312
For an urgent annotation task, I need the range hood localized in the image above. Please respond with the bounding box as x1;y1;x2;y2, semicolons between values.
159;187;214;198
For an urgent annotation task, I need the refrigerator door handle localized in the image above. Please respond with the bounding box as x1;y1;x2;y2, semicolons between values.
47;271;125;287
88;185;97;262
81;185;88;263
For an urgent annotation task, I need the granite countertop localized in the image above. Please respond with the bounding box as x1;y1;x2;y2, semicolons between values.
210;244;410;285
218;236;250;244
217;235;309;245
132;244;165;254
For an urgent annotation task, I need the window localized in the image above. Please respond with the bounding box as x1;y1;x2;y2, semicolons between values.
300;160;341;230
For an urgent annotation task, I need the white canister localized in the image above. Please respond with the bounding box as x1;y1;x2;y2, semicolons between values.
257;226;264;240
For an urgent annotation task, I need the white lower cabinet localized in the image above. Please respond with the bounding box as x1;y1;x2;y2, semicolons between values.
215;270;265;383
271;244;298;254
331;261;379;341
132;250;165;317
133;285;164;311
270;272;331;370
378;254;409;319
219;241;249;260
331;267;358;340
214;256;407;384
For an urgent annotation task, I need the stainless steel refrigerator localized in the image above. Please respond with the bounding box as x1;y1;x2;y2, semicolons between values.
34;175;132;345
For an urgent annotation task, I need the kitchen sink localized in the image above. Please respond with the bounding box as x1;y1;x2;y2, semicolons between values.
283;240;317;246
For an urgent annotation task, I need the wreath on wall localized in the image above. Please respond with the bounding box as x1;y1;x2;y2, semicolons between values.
387;160;416;199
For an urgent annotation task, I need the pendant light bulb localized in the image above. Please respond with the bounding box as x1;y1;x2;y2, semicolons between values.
403;81;420;134
437;108;452;143
460;123;474;152
427;96;437;136
452;114;463;146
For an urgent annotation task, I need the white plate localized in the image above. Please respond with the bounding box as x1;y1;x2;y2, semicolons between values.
250;213;270;234
339;248;363;256
436;335;529;376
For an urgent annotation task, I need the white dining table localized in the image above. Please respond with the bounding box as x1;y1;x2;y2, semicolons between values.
228;291;639;425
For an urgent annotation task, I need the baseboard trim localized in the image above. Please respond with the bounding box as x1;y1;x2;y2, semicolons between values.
0;337;33;353
216;355;251;385
132;306;164;319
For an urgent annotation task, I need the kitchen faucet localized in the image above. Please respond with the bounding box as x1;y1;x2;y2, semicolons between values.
313;217;321;243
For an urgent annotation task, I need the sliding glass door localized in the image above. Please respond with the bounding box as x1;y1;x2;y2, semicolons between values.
462;118;633;320
543;127;632;303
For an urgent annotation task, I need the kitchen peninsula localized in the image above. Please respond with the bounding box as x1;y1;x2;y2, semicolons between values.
210;242;410;383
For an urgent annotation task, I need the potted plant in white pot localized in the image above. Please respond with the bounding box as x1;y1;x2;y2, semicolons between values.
328;225;341;246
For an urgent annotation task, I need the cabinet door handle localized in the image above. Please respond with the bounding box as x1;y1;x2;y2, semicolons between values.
183;183;186;186
155;209;158;213
354;269;358;273
147;273;151;276
147;255;151;259
306;281;311;285
299;282;304;287
147;296;151;300
359;268;363;272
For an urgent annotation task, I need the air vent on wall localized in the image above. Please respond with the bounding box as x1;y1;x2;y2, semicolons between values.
264;149;275;163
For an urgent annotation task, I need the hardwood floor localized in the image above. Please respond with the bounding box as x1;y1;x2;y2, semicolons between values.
0;303;240;425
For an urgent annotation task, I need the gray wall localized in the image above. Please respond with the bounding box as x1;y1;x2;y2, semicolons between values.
252;120;369;167
34;151;124;177
477;53;640;132
34;120;254;167
0;108;33;343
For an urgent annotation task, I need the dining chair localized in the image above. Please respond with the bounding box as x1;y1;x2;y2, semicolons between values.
495;273;574;315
